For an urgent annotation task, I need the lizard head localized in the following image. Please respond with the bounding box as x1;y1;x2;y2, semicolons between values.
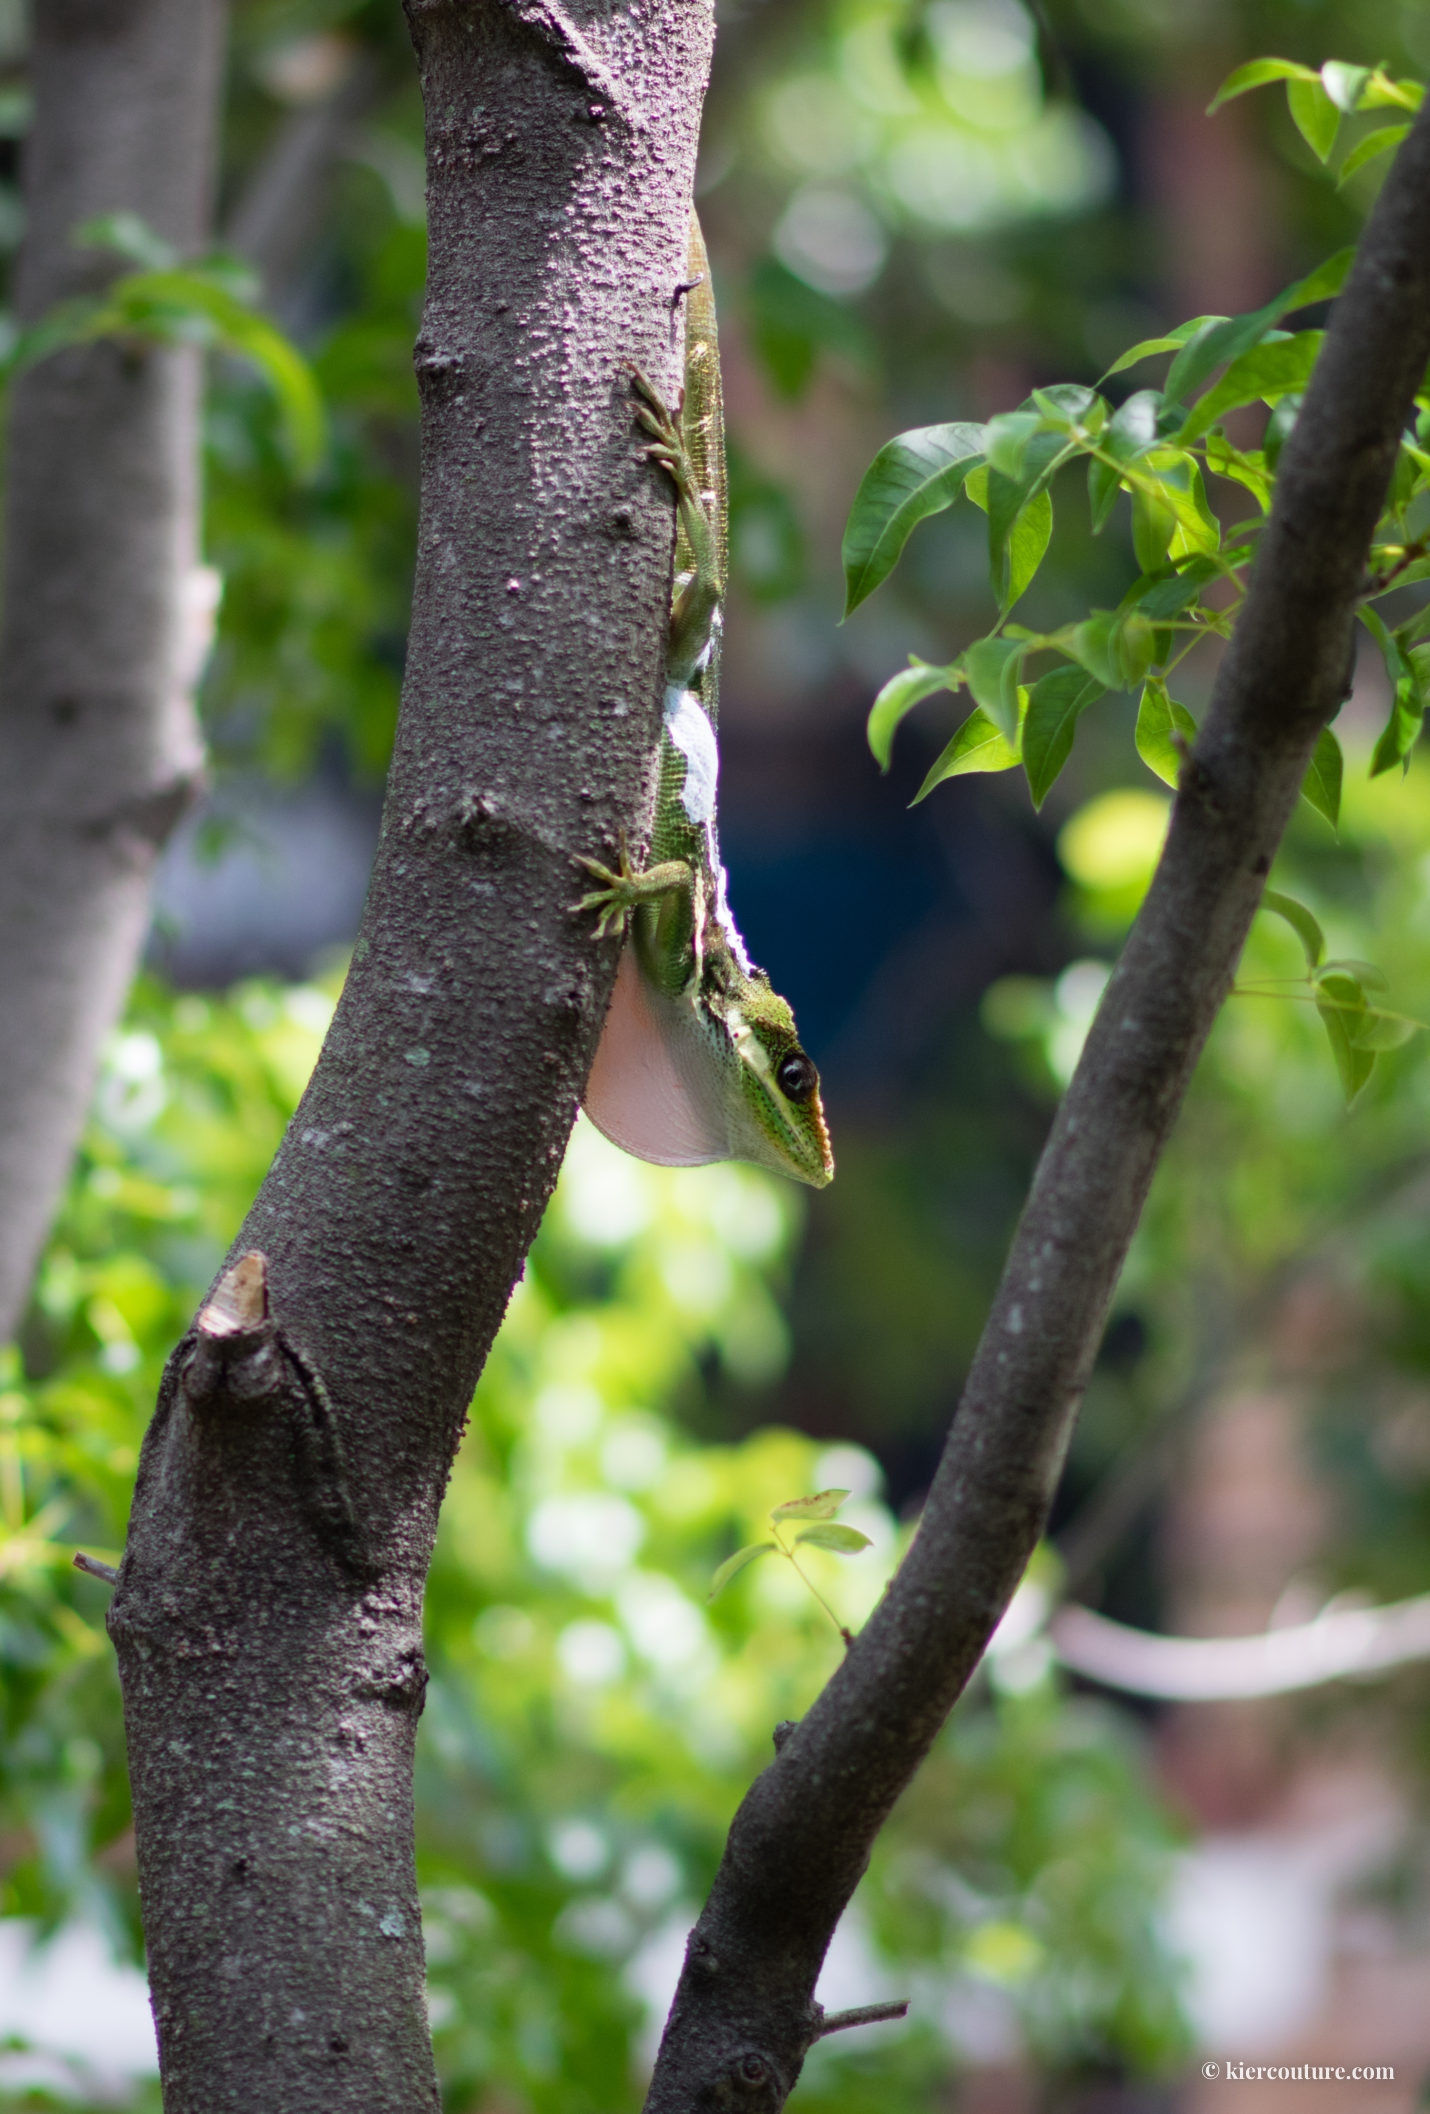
726;977;834;1189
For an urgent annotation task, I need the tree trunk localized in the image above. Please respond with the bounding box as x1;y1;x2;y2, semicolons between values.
0;0;227;1343
108;0;713;2104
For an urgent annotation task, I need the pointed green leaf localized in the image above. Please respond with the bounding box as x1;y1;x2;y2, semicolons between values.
842;422;986;615
1102;319;1219;380
1131;483;1175;571
1205;430;1273;510
794;1523;873;1554
965;636;1025;743
709;1543;777;1599
984;409;1043;479
1362;606;1425;776
1300;726;1343;828
1162;249;1350;409
1360;603;1410;682
868;659;961;770
987;423;1066;606
1370;685;1425;777
1285;248;1356;307
1313;967;1375;1101
1360;74;1423;113
1208;57;1318;114
1088;451;1119;532
1348;1009;1417;1052
1022;668;1103;809
1125;556;1219;621
1004;488;1053;609
1135;675;1197;786
1070;610;1156;692
1260;888;1325;968
1338;123;1408;184
912;705;1021;803
770;1489;850;1522
1287;75;1341;160
1179;333;1324;443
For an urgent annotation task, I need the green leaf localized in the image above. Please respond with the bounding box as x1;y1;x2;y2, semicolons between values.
1360;74;1424;113
965;636;1025;743
1300;726;1343;828
984;409;1044;479
1287;75;1341;161
1101;318;1219;380
987;424;1066;607
794;1523;873;1554
1362;605;1426;775
1070;610;1156;691
1126;559;1218;621
1321;61;1373;114
1205;430;1272;511
1264;394;1301;472
770;1488;849;1522
1087;452;1119;532
1349;1008;1417;1052
912;705;1022;803
1339;123;1411;184
867;659;961;770
1022;667;1103;809
1131;483;1175;571
1207;57;1318;114
1260;888;1325;968
709;1542;776;1599
842;423;986;615
1313;967;1375;1101
1163;250;1350;407
1004;488;1053;609
1370;686;1425;777
1179;333;1323;443
1135;675;1197;786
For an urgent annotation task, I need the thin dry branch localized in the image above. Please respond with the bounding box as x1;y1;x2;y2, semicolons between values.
641;100;1430;2114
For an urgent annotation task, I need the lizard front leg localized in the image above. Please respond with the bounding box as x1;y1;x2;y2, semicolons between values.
574;841;693;937
574;842;704;998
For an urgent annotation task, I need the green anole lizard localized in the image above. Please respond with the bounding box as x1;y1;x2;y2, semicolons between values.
577;216;834;1190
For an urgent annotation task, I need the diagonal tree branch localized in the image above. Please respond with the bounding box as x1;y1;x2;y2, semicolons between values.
641;100;1430;2114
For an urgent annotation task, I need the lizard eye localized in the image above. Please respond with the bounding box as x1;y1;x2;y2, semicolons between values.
776;1051;819;1102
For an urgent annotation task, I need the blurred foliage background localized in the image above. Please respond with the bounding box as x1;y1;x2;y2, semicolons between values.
6;0;1430;2107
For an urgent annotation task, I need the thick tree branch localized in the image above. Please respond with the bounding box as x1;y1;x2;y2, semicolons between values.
109;0;713;2104
641;103;1430;2114
0;0;226;1343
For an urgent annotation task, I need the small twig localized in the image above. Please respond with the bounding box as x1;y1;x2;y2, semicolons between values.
814;2001;910;2040
74;1551;119;1585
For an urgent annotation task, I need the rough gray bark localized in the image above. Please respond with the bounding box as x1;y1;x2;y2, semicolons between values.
108;0;713;2105
0;0;226;1343
639;99;1430;2114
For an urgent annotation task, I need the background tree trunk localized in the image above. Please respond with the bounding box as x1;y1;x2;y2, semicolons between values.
109;0;714;2104
0;0;226;1343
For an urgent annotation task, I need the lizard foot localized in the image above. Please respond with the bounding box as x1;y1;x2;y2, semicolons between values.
573;840;694;942
628;366;702;510
572;836;641;941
